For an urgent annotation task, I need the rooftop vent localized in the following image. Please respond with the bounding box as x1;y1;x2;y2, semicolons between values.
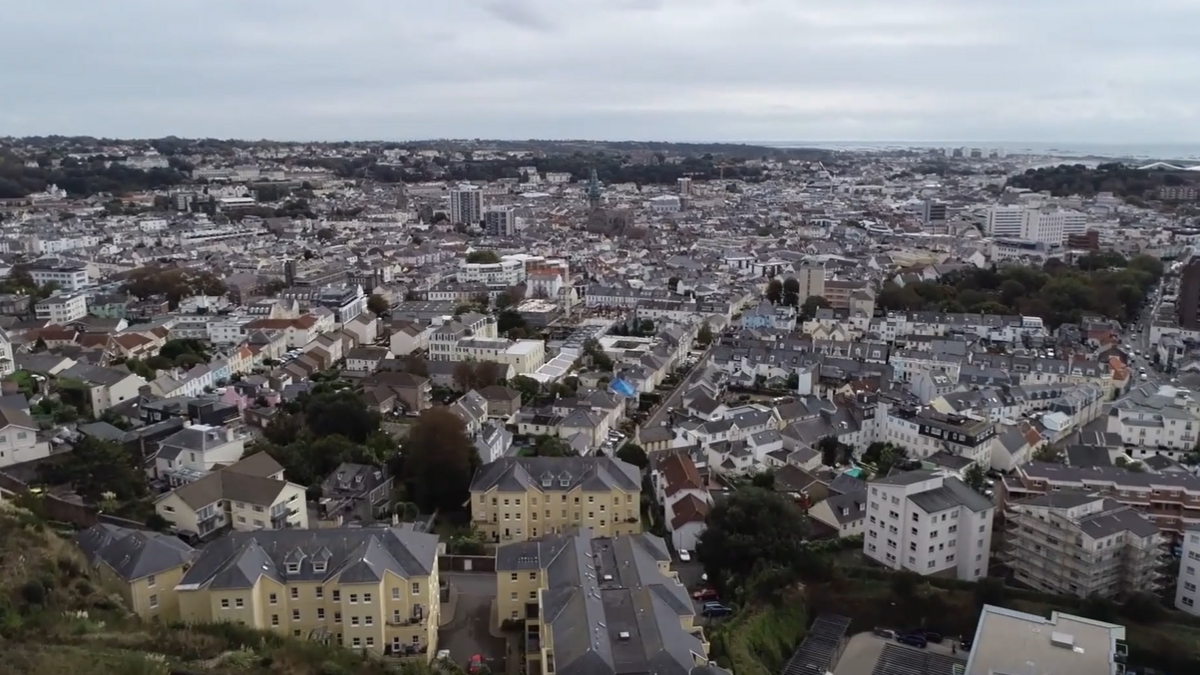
1050;632;1075;649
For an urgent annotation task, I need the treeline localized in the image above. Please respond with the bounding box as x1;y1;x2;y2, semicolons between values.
407;152;767;186
1006;162;1196;199
0;152;188;198
877;254;1163;328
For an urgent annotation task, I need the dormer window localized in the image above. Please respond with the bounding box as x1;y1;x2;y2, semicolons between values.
542;477;552;488
286;563;300;575
559;478;570;487
313;561;327;573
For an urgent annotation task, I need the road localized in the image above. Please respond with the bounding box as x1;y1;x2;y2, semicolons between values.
644;347;713;431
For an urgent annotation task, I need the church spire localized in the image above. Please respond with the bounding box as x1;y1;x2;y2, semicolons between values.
586;168;602;209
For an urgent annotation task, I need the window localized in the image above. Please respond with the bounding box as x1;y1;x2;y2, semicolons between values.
366;637;374;648
315;588;324;599
147;574;157;588
149;594;158;609
291;587;299;600
333;590;341;602
363;593;371;603
1185;597;1195;607
393;587;400;600
365;616;373;626
313;562;326;573
510;592;518;601
351;616;360;626
529;572;537;580
335;612;342;624
529;591;537;600
510;573;518;581
411;582;420;595
1186;582;1198;592
317;608;325;620
292;609;300;622
350;593;358;604
286;563;299;574
221;599;230;609
269;593;278;605
911;513;919;522
235;598;244;608
272;615;280;626
353;637;361;648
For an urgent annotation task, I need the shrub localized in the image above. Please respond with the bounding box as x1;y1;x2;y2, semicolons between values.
19;581;45;606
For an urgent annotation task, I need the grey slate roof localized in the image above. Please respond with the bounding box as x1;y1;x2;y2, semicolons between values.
498;530;705;675
470;457;640;494
177;526;439;590
76;523;196;582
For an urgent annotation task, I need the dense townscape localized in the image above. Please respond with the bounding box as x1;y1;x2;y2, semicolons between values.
4;136;1200;675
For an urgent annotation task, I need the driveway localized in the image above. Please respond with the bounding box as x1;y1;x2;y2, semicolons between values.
438;573;506;672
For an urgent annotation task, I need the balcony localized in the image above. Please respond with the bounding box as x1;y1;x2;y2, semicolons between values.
271;507;299;527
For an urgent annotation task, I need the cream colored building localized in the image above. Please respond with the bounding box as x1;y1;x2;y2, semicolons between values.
1004;493;1166;599
75;523;197;621
175;526;441;658
155;452;309;541
496;530;717;675
451;338;546;375
470;457;642;543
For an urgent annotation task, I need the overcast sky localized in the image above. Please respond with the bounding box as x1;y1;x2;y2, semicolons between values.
2;0;1197;143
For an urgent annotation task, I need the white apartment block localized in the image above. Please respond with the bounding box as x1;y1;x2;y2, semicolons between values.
1106;384;1200;458
207;317;254;346
1005;493;1164;599
457;257;526;289
985;205;1087;245
28;264;89;291
795;261;826;302
34;291;88;324
482;206;516;237
864;470;994;581
1177;527;1200;615
449;185;484;225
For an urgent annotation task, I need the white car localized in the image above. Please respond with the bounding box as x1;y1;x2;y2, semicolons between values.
678;549;692;562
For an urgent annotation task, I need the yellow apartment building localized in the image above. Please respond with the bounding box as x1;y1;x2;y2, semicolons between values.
174;526;442;658
469;457;642;543
495;529;719;675
75;523;197;621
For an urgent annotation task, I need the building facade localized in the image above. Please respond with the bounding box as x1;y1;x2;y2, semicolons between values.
469;456;642;543
1004;493;1165;598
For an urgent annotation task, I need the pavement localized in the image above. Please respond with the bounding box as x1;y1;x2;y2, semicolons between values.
437;573;506;673
833;632;965;675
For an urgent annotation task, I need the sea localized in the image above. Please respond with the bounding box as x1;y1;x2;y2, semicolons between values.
761;141;1200;162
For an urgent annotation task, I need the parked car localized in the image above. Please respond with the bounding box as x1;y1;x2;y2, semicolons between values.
435;650;451;661
923;631;944;644
468;655;483;674
692;588;719;601
702;604;733;618
897;633;928;648
678;549;692;562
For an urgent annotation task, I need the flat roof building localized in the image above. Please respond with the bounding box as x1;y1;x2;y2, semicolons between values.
965;604;1127;675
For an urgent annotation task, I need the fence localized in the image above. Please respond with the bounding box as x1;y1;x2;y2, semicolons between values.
0;470;146;531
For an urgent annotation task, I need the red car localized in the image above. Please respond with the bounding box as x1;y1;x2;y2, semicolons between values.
692;588;719;601
468;655;483;674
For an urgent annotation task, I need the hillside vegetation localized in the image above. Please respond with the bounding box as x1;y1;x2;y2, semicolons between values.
0;499;436;675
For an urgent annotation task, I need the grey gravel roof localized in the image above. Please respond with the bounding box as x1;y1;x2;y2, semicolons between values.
177;526;439;590
76;523;196;582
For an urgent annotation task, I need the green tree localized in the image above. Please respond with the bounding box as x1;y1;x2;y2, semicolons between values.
510;375;541;405
782;277;800;306
533;435;573;457
800;295;831;319
465;250;500;264
616;443;648;469
367;294;389;315
696;323;713;347
818;436;840;467
765;278;783;304
696;488;810;600
41;435;146;503
964;462;987;493
400;408;480;513
495;286;525;310
302;390;381;444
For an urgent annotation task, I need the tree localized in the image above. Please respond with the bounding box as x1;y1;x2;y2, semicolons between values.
302;390;381;444
510;375;541;405
533;435;573;457
159;338;210;364
800;295;831;320
818;436;840;467
616;443;648;469
496;286;525;310
695;488;810;599
667;276;681;292
696;323;713;347
367;294;390;315
964;462;987;493
454;362;478;391
40;435;146;503
765;279;783;304
465;250;500;264
782;277;800;306
400;408;480;513
315;227;335;241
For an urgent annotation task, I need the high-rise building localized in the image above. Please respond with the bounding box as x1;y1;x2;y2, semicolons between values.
678;177;692;196
920;200;948;225
1178;259;1200;331
1176;526;1200;615
863;470;994;581
986;205;1025;238
795;261;826;302
1004;493;1165;599
449;185;483;225
483;206;516;237
986;205;1087;245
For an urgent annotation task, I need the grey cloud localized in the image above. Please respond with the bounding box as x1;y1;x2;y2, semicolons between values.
0;0;1196;143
